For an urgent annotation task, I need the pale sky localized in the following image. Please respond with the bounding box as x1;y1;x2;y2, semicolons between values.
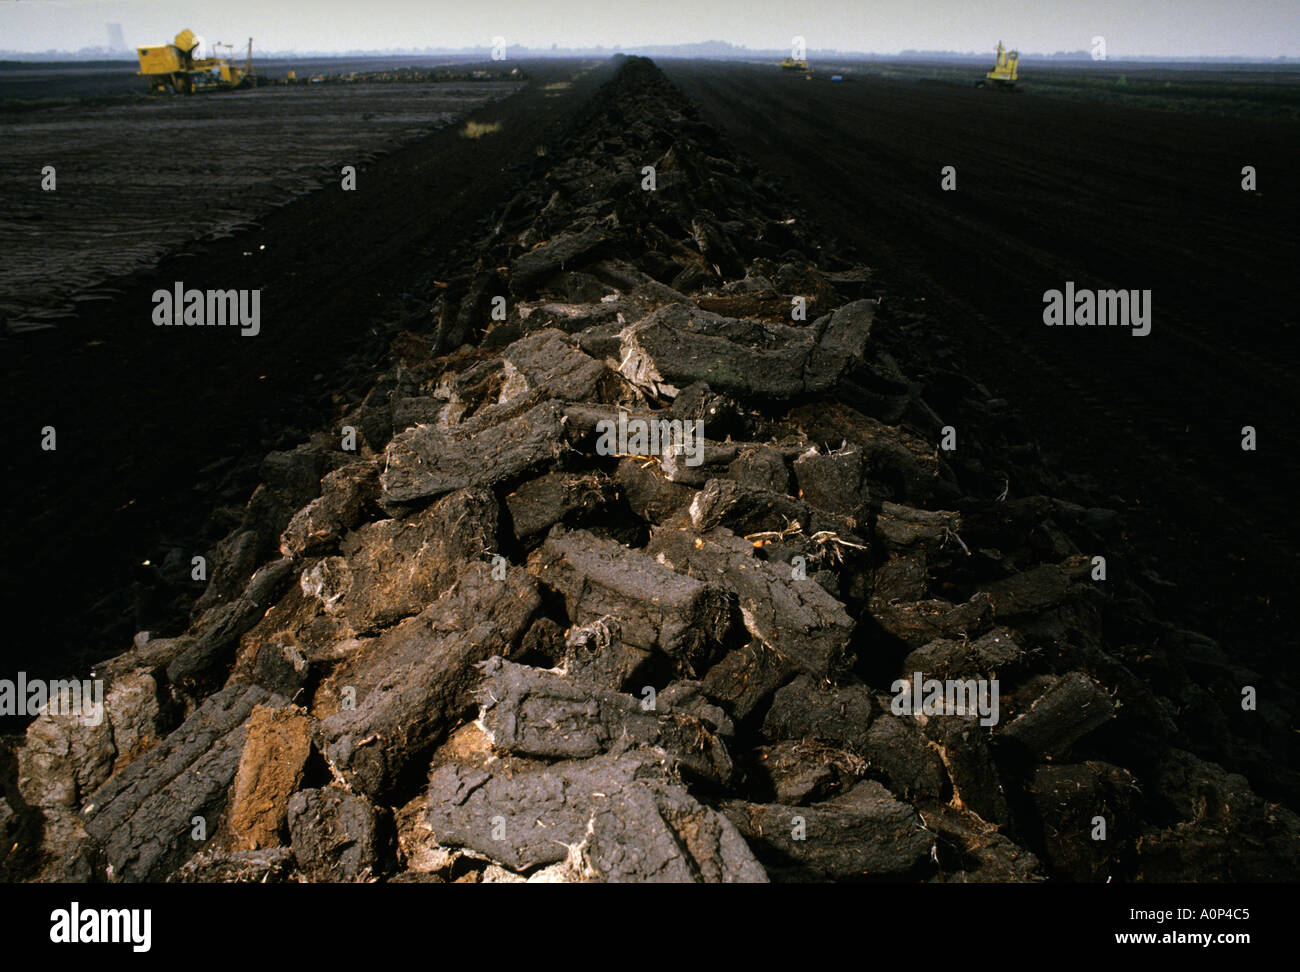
2;0;1297;57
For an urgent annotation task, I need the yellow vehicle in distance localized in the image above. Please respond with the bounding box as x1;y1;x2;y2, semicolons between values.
137;29;255;94
780;57;812;75
975;41;1019;89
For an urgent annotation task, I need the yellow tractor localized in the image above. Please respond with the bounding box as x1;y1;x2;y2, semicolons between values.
780;57;811;74
137;29;254;94
975;41;1019;88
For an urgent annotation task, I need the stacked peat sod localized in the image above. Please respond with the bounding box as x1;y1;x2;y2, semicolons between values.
9;56;1299;883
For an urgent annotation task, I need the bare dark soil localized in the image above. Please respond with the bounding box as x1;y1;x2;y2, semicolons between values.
809;57;1300;118
1;79;521;328
663;60;1300;675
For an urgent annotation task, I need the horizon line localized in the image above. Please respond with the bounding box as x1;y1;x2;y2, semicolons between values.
3;45;1297;62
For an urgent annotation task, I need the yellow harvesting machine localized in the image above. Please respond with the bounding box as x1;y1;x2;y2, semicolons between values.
137;29;254;94
780;57;811;73
976;41;1019;88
